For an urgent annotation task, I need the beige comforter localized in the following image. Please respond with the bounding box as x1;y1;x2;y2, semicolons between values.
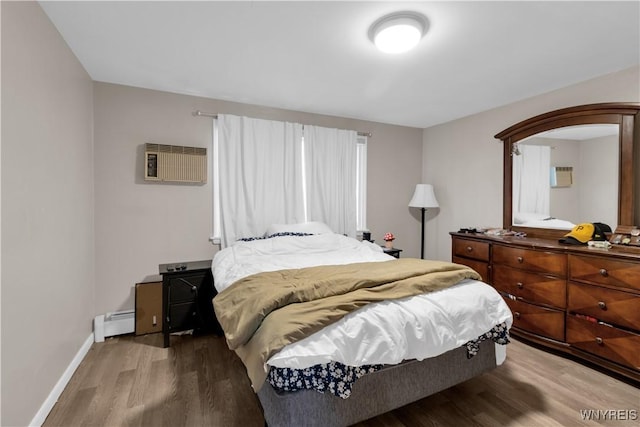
213;258;481;390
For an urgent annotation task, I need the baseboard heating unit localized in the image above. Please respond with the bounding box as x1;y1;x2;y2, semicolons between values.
94;310;135;342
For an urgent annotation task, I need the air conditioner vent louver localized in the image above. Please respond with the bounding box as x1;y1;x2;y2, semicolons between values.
144;143;207;183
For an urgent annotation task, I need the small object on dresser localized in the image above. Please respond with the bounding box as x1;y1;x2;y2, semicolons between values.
608;225;640;247
587;240;612;249
458;228;478;234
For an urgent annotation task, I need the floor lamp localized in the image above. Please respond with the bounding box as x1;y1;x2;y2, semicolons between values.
409;184;439;259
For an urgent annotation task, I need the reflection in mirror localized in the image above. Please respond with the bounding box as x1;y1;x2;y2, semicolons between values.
512;124;619;230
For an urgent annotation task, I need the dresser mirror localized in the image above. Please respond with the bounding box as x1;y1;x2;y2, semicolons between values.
495;103;640;239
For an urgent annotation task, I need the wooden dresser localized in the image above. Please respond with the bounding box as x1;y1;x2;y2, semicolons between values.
451;232;640;382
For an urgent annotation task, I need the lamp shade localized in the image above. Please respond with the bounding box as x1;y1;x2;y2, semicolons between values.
408;184;439;208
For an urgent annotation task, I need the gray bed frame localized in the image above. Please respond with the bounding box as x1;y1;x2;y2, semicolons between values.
257;340;498;426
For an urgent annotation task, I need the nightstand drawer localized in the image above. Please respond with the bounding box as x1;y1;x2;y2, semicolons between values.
493;245;566;276
166;272;207;303
493;265;566;308
567;315;640;370
453;238;489;262
168;302;198;331
569;254;640;291
567;282;640;331
503;297;565;341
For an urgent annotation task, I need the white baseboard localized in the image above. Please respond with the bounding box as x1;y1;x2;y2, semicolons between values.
29;333;94;427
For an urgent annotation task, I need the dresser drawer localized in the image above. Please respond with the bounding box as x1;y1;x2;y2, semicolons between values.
569;254;640;291
493;245;566;276
452;238;490;262
503;297;565;341
567;315;640;371
493;265;566;308
452;256;489;283
567;282;640;331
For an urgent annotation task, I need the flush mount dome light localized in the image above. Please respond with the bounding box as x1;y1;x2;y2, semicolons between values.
370;12;428;54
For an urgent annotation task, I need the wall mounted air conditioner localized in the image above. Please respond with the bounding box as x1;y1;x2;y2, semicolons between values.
550;166;573;188
144;143;207;183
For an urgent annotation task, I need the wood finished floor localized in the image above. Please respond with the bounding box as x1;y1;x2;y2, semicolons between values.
44;333;639;427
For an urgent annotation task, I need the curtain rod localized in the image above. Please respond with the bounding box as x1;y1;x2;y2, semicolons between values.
193;110;372;138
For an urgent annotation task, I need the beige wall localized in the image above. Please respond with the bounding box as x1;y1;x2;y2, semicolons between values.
422;66;640;262
1;2;95;426
93;83;423;315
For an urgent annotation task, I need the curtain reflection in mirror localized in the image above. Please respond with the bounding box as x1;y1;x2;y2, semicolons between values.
513;145;551;218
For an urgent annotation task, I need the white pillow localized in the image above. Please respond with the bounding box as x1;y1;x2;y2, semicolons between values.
265;221;334;236
513;212;550;225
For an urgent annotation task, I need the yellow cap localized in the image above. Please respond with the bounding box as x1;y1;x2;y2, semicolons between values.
561;223;594;244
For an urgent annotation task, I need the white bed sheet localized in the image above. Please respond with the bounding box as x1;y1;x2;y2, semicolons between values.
268;278;512;369
212;234;512;370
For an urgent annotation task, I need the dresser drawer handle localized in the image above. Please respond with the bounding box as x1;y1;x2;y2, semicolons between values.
598;301;607;310
516;282;524;289
514;312;521;319
595;337;603;345
466;246;473;253
599;268;608;277
517;256;524;263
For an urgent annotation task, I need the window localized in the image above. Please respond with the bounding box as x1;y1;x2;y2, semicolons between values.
210;119;367;243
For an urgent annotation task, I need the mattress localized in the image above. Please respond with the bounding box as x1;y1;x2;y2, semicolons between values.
212;232;513;373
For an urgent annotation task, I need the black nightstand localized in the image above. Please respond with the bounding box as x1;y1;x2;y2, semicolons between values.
383;247;403;258
159;260;221;347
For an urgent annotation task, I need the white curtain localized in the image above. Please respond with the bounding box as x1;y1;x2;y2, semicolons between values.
303;125;358;237
513;144;551;216
218;114;304;246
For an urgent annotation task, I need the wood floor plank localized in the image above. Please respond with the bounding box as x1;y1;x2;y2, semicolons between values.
43;334;639;427
100;369;136;427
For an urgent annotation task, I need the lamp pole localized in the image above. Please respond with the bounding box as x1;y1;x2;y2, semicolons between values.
420;207;425;259
409;184;438;260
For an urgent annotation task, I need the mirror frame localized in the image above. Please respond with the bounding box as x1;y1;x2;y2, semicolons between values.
495;103;640;239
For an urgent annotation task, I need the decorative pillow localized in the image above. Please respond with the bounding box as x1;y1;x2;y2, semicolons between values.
265;221;334;236
513;212;550;225
238;232;314;242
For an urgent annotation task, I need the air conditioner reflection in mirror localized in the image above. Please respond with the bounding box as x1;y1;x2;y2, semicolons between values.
550;166;573;188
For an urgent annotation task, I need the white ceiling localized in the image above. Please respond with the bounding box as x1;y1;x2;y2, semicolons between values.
40;1;640;128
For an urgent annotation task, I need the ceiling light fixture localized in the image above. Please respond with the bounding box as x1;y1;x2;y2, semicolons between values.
369;12;428;54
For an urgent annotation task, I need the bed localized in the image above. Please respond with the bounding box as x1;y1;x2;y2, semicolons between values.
211;224;513;426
